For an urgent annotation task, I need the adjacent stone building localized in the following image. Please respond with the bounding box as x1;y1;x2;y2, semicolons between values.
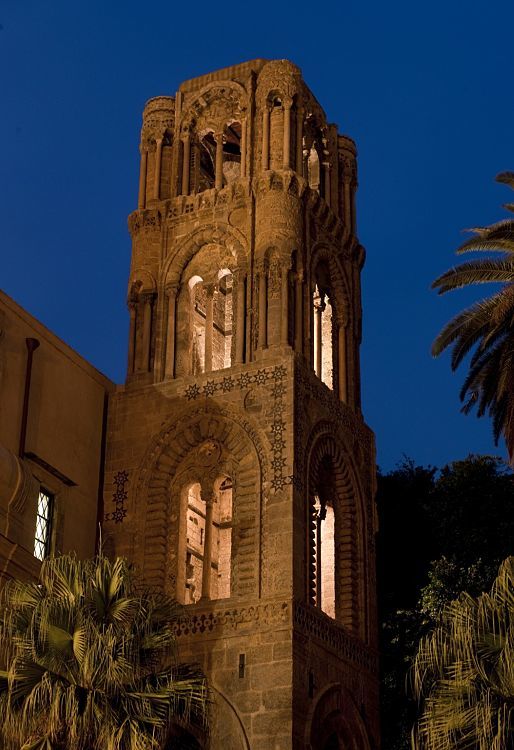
103;59;379;749
0;289;113;582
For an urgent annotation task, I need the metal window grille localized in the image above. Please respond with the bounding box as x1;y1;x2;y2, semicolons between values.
34;488;53;561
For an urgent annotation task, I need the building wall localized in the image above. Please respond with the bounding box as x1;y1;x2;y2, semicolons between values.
0;290;114;580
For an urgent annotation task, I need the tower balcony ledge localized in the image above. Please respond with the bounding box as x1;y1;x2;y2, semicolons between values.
164;178;252;224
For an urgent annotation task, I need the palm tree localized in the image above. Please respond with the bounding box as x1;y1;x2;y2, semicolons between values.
0;553;207;750
432;171;514;459
411;556;514;750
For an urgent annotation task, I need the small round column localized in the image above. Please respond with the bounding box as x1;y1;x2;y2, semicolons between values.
295;107;304;174
141;293;153;372
164;285;178;378
283;98;292;169
338;319;348;403
153;137;163;200
235;271;246;364
281;266;289;345
138;149;148;209
200;489;216;600
181;132;191;195
204;284;216;372
258;266;267;350
127;303;136;373
215;131;224;190
261;108;270;171
294;271;303;352
240;118;247;177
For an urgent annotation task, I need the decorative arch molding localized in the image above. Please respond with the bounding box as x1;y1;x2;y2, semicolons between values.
209;685;251;750
304;420;367;638
256;60;302;108
180;80;249;133
128;268;157;298
310;243;351;325
132;401;269;597
162;223;248;287
306;683;372;750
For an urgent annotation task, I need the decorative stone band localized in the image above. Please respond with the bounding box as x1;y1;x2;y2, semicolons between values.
173;599;291;637
167;179;250;221
171;597;377;675
293;600;379;675
183;363;292;492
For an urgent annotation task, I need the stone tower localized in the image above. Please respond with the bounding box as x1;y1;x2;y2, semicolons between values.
104;59;379;750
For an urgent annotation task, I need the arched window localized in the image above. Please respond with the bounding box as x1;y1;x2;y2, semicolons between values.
189;271;233;374
182;476;233;604
222;121;242;184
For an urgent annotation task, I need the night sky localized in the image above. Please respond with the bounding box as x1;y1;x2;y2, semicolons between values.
2;1;513;470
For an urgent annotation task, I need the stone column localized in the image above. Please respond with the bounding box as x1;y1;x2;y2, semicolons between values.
337;319;348;403
294;271;303;352
138;149;148;209
204;284;216;372
127;303;136;373
240;118;247;177
258;265;267;350
267;256;282;347
281;266;289;345
164;285;178;378
153;137;163;200
261;108;270;171
181;133;191;196
296;107;304;174
141;293;153;372
201;489;215;600
215;131;224;190
235;271;246;364
315;299;324;378
323;161;331;205
283;98;292;169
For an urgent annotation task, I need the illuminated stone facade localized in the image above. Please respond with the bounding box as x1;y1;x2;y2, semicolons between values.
104;59;379;750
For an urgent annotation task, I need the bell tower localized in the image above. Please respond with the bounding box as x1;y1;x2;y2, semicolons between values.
104;59;379;750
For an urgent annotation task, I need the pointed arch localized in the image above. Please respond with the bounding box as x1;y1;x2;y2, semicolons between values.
133;402;269;600
305;422;367;638
306;683;372;750
162;224;247;288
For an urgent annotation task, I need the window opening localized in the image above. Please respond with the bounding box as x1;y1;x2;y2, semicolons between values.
34;488;53;561
222;122;241;184
191;273;233;374
198;132;216;191
312;495;335;617
183;477;233;603
313;285;333;389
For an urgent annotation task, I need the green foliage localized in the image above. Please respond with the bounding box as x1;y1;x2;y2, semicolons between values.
412;557;514;749
377;455;514;750
432;171;514;458
0;553;207;750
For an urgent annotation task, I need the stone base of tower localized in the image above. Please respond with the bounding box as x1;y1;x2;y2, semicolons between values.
103;352;378;749
167;597;378;750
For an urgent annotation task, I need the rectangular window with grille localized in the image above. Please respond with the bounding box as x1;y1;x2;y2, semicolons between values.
34;488;53;561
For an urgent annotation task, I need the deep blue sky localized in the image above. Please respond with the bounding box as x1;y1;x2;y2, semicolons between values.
1;1;513;471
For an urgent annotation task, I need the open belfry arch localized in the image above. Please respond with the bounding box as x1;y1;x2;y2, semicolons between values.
104;59;379;749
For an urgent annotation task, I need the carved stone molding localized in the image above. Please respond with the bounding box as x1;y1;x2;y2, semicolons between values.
128;209;162;237
293;600;378;675
174;599;291;637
